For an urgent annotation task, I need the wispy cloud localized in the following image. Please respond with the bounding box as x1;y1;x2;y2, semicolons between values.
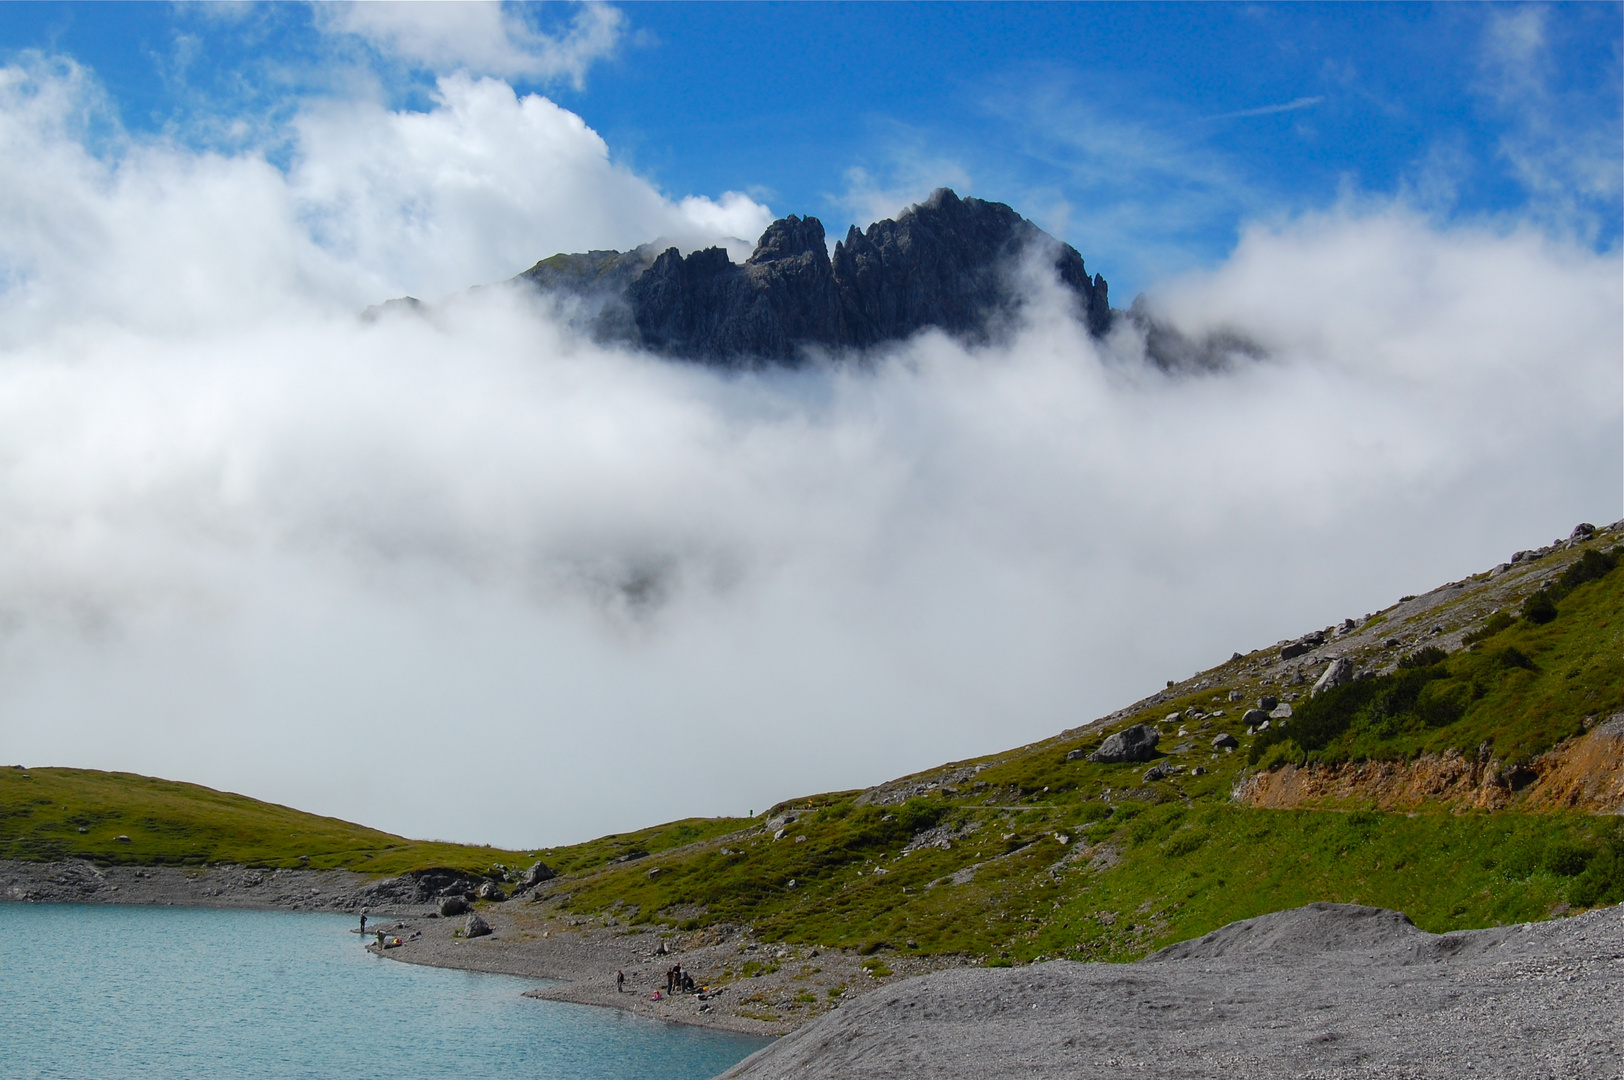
974;68;1280;294
1473;5;1622;244
317;0;625;87
1204;95;1324;121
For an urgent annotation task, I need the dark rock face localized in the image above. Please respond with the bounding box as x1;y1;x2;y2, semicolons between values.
1088;723;1160;764
517;189;1110;364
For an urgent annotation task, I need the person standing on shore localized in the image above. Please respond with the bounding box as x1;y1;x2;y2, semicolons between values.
360;910;368;935
616;970;624;994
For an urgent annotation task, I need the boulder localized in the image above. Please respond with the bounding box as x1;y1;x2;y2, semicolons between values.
1270;703;1294;719
1280;641;1313;660
464;913;492;939
1064;747;1089;762
476;880;506;902
1258;695;1279;711
1212;733;1239;750
439;896;469;918
1142;764;1171;782
1241;709;1270;728
522;861;557;888
1312;658;1355;696
1088;724;1160;763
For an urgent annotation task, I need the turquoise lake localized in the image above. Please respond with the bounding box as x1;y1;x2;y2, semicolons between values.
1;904;771;1078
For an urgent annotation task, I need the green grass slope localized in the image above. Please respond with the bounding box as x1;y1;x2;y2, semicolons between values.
527;526;1624;962
0;766;744;878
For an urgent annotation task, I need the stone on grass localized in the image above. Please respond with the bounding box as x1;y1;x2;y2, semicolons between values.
1212;733;1239;750
1313;658;1355;696
1088;724;1160;763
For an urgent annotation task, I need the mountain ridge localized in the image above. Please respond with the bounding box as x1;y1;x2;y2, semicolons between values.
515;188;1112;363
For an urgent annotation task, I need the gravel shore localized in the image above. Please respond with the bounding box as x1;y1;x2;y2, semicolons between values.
721;901;1624;1080
368;903;965;1037
0;858;379;913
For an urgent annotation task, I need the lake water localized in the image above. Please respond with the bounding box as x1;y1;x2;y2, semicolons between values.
1;904;770;1079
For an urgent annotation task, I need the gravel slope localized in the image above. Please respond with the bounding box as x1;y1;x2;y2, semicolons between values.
720;902;1624;1080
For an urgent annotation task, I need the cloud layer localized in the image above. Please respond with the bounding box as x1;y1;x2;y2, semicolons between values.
0;60;1617;846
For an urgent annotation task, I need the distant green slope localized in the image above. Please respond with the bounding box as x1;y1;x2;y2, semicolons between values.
0;767;744;878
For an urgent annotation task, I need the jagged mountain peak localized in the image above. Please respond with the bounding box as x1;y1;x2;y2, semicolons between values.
514;189;1111;365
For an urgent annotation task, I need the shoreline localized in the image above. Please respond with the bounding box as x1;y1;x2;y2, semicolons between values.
0;858;960;1036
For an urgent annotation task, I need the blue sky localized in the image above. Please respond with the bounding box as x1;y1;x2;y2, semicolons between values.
3;2;1618;298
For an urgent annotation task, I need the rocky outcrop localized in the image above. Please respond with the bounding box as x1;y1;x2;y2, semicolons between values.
1311;657;1355;696
518;189;1111;364
1240;715;1624;813
1088;723;1159;763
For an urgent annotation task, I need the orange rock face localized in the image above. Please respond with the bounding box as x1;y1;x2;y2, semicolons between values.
1239;716;1624;814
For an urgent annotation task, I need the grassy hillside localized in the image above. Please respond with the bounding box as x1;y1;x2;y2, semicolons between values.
526;525;1624;961
6;524;1622;965
0;766;744;878
1253;546;1623;770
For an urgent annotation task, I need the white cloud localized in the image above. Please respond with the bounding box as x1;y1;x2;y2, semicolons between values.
0;59;1616;848
1202;96;1324;121
0;63;772;339
836;158;975;231
320;1;625;86
288;73;773;301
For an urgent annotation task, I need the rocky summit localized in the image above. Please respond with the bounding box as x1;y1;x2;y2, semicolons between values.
516;188;1112;364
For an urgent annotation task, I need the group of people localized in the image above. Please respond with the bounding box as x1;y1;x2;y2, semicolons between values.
633;962;698;999
666;964;696;995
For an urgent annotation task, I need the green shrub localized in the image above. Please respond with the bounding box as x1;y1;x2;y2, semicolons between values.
1521;589;1558;625
1544;841;1593;877
1554;547;1618;598
1492;646;1535;671
1399;646;1449;669
1163;830;1210;857
1255;739;1304;771
1464;612;1516;645
1568;830;1624;907
1415;680;1470;727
